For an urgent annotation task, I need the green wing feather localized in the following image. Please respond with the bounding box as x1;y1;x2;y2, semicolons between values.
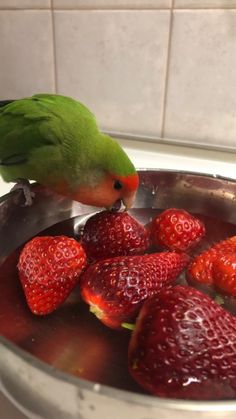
0;94;98;184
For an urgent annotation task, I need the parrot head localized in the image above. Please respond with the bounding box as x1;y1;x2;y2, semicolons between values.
71;170;139;210
54;134;139;210
76;134;139;210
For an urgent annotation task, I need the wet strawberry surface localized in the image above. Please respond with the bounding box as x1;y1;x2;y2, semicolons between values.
1;208;236;397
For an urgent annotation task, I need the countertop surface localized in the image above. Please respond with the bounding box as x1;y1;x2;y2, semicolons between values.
0;139;235;418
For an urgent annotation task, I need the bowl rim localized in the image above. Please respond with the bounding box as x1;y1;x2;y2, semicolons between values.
0;167;236;205
1;335;236;412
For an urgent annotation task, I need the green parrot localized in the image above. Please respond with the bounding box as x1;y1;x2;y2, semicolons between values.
0;94;139;209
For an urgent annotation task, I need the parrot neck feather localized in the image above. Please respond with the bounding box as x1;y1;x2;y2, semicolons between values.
98;134;136;178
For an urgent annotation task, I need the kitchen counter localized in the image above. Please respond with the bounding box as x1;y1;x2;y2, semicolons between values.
0;139;235;418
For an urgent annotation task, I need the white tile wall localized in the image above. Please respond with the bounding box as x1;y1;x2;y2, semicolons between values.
174;0;236;8
0;10;55;98
54;10;170;135
0;0;50;8
164;10;236;147
52;0;172;9
0;1;236;149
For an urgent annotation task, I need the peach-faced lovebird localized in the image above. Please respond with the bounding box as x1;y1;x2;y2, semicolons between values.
0;94;139;209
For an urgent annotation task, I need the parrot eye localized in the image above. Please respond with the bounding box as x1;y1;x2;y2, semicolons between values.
113;180;123;190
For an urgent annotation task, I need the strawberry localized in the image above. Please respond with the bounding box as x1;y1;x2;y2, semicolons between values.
81;210;150;261
18;236;87;315
212;253;236;297
150;208;205;252
187;235;236;285
80;252;189;329
128;285;236;400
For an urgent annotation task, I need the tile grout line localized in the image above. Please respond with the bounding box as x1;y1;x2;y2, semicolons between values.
160;1;174;138
1;7;236;10
0;8;171;11
50;0;58;93
0;8;50;10
173;6;236;10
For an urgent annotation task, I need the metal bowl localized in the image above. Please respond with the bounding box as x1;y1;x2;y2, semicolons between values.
1;169;236;419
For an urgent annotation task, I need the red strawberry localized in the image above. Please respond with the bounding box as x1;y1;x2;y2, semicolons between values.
150;208;205;252
18;236;87;315
212;253;236;297
128;285;236;400
187;235;236;285
80;252;189;329
81;210;150;261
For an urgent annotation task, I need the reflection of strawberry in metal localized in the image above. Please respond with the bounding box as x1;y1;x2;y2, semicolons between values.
150;208;205;252
80;252;189;329
128;285;236;400
187;235;236;287
212;253;236;297
0;249;36;343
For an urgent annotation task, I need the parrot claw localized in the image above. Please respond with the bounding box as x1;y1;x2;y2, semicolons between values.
11;179;35;206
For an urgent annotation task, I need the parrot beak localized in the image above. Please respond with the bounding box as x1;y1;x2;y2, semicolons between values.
109;199;123;212
108;193;136;212
108;195;135;212
122;193;136;211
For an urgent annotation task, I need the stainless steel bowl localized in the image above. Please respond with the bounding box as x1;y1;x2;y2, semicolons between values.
1;169;236;419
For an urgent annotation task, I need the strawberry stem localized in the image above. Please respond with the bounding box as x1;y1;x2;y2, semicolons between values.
214;294;224;305
89;304;103;319
122;322;135;331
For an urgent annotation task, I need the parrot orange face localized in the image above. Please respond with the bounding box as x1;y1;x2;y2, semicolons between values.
53;172;139;210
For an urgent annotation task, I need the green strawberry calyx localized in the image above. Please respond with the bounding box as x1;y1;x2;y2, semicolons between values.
89;304;104;319
121;322;135;331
